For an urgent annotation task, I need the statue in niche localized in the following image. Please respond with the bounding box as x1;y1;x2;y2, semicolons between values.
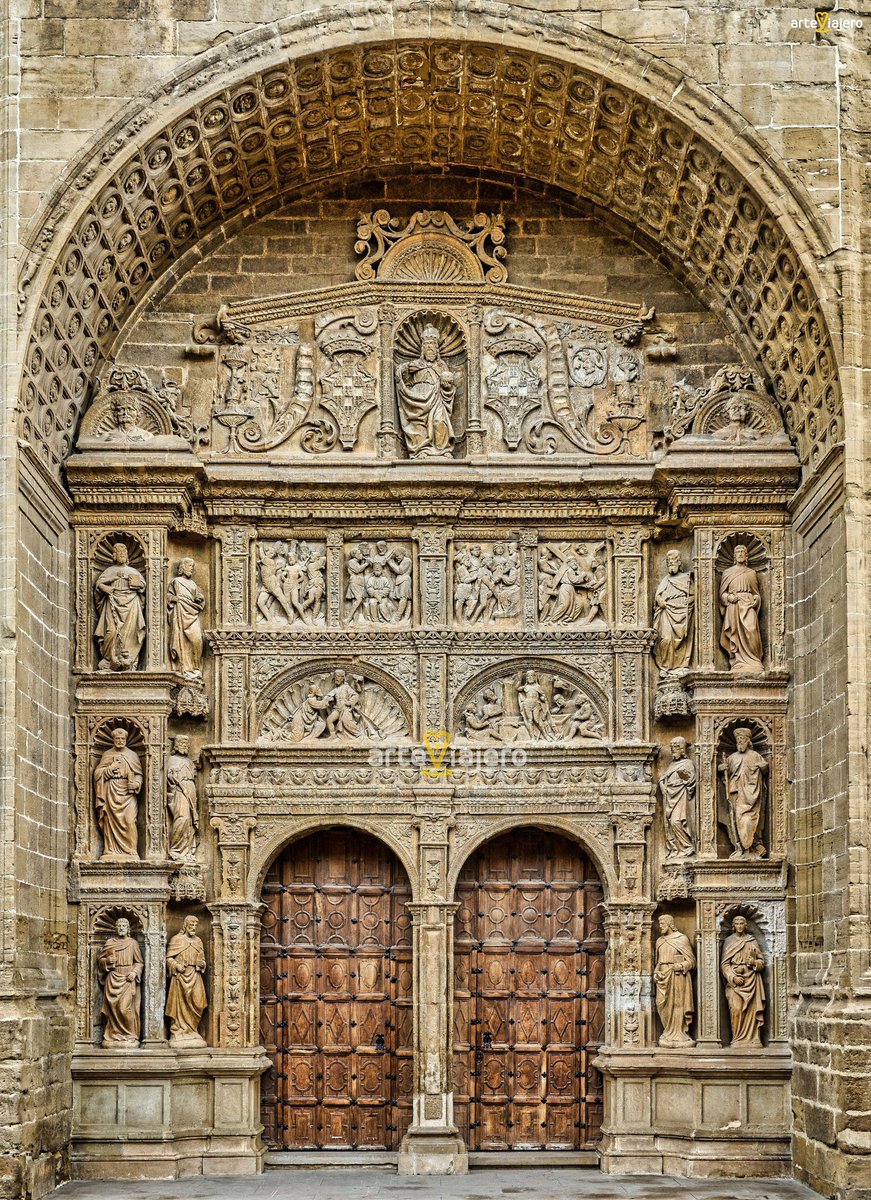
653;550;694;671
394;323;456;459
537;543;607;626
719;727;768;859
653;914;696;1048
97;917;143;1048
256;540;326;626
659;737;696;859
167;557;205;678
454;542;520;624
721;914;765;1047
719;544;764;674
94;543;146;671
167;735;199;863
94;728;142;862
165;915;208;1047
344;541;412;625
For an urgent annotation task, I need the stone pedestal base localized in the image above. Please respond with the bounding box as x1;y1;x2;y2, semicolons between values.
71;1046;270;1179
595;1047;792;1178
398;1129;469;1175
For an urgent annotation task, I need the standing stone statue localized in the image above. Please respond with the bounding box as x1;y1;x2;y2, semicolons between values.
719;544;764;675
653;914;696;1048
394;323;456;458
94;728;142;862
659;737;696;859
97;917;143;1048
721;914;765;1047
165;915;208;1047
167;557;205;677
719;727;768;859
94;542;146;671
166;735;199;862
653;550;694;671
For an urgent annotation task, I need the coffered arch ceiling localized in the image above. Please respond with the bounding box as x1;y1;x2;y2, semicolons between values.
19;38;841;475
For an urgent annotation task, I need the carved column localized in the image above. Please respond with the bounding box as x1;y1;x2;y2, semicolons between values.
325;529;343;626
605;904;655;1049
519;529;538;627
414;526;449;628
142;900;168;1046
399;900;468;1175
377;303;399;457
465;305;484;456
695;527;716;669
695;900;723;1048
214;524;254;626
610;526;647;629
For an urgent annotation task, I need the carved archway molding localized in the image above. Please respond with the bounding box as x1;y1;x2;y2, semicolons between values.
248;815;419;904
18;16;842;477
446;814;618;900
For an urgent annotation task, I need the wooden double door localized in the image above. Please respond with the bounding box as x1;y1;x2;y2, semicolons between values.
453;829;607;1150
259;829;413;1150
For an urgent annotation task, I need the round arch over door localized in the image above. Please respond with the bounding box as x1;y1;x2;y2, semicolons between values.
453;827;606;1150
259;827;413;1150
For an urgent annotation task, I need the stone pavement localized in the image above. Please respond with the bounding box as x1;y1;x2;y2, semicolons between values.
49;1170;820;1200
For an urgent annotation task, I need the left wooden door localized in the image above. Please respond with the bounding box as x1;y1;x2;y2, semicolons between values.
260;829;413;1150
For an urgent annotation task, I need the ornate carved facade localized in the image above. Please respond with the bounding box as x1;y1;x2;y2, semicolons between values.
58;206;798;1179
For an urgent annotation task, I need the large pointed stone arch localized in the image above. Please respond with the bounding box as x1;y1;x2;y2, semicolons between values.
17;21;842;475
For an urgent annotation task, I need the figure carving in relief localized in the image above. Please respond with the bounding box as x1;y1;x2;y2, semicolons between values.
166;916;208;1047
98;918;143;1048
721;915;765;1047
461;671;604;745
713;395;764;444
395;322;457;458
167;557;205;678
537;543;606;626
167;735;199;863
719;545;764;674
454;542;520;624
345;541;412;625
659;737;696;859
653;551;694;671
107;389;154;442
259;668;408;744
94;728;142;862
719;728;768;859
256;540;326;626
654;914;695;1048
94;543;146;671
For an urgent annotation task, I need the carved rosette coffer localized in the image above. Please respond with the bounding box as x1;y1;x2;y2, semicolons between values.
414;526;448;627
74;524;167;673
214;524;254;626
605;905;655;1048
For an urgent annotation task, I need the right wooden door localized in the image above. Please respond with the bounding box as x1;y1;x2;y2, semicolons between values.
453;828;606;1150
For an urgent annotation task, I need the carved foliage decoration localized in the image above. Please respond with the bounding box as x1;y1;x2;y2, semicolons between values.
355;209;507;284
22;41;840;473
257;663;411;744
213;324;316;452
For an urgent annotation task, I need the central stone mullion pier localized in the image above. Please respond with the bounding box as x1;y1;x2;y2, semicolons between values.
398;899;467;1175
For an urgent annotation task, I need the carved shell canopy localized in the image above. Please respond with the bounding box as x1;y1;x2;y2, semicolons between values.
394;310;466;361
355;210;507;284
257;662;411;744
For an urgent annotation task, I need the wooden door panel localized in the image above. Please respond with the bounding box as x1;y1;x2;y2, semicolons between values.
455;828;606;1151
260;829;412;1150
